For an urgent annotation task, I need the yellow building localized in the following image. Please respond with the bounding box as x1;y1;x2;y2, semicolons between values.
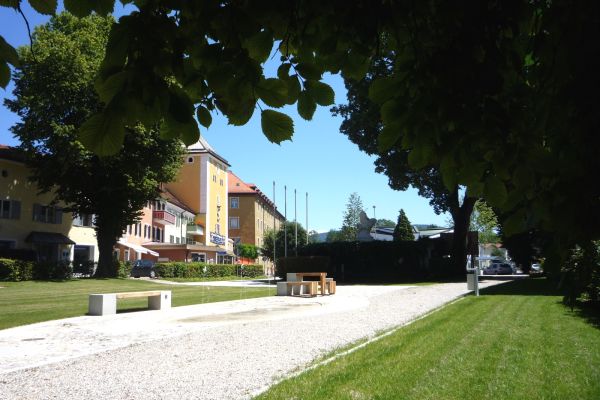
228;171;284;272
0;145;75;261
162;138;234;263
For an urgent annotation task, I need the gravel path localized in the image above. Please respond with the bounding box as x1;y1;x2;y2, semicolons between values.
0;281;505;399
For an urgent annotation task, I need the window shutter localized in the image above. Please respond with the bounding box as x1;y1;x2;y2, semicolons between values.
55;208;63;224
11;201;21;220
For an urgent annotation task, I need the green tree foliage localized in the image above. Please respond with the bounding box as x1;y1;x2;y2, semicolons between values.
332;54;476;271
236;243;259;260
2;1;599;271
340;192;364;241
326;229;343;243
393;209;414;241
470;200;499;244
261;222;307;261
561;241;600;309
5;13;183;277
376;219;396;228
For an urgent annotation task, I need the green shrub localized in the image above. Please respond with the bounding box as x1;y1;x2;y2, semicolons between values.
236;264;263;278
117;261;131;278
33;261;73;280
0;258;34;281
153;262;264;279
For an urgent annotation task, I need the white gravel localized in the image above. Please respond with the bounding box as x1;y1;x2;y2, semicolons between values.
0;280;506;399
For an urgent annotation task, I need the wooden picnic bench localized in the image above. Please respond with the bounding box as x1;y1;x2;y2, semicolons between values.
276;272;336;296
88;290;171;316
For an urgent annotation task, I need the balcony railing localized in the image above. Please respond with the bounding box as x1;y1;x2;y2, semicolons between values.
153;210;176;224
186;223;204;236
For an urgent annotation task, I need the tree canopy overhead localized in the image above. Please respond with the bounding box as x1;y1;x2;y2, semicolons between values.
5;13;183;277
2;0;599;251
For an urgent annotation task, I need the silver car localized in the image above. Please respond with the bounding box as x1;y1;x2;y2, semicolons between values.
483;263;513;275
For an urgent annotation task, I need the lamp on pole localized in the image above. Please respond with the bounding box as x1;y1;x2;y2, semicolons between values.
373;205;376;226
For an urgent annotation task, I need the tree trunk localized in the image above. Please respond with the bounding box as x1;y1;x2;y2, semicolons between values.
449;191;477;276
94;213;121;278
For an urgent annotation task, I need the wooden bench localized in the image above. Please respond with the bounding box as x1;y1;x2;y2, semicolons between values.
88;290;171;316
324;278;336;295
277;281;318;296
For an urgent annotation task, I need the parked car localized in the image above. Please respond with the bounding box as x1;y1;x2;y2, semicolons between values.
530;263;543;275
483;263;513;275
130;259;158;278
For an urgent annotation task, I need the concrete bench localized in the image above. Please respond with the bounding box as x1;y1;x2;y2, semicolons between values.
276;281;318;296
88;290;171;316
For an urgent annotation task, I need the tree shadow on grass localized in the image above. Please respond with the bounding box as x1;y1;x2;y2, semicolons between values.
480;277;561;296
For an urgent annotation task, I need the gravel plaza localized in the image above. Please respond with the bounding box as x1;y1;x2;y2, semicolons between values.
0;280;506;399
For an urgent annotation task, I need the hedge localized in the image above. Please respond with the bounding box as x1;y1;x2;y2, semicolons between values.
0;258;73;281
276;239;456;283
154;262;263;279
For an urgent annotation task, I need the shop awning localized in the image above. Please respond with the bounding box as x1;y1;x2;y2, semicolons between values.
25;231;75;244
117;240;159;256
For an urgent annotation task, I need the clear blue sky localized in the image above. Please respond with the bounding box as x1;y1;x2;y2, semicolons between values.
0;3;450;232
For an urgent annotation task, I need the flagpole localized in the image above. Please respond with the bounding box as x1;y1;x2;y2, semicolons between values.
306;192;309;245
294;189;298;256
284;185;287;258
273;181;276;278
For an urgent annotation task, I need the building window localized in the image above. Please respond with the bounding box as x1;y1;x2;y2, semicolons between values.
229;217;240;229
191;253;206;262
219;178;223;186
73;213;93;227
0;200;20;220
137;223;141;237
32;204;62;224
230;197;239;209
176;237;180;244
213;174;216;182
170;235;175;243
215;223;220;234
187;157;194;163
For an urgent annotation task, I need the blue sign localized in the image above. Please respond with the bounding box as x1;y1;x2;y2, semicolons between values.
210;232;225;245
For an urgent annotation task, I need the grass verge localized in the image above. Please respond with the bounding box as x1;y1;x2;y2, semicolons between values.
0;279;274;330
255;278;600;400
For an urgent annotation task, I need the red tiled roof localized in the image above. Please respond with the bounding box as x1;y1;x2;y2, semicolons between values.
228;171;257;194
227;171;284;219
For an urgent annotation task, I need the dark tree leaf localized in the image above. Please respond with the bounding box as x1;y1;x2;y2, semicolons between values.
0;36;19;66
243;30;273;63
261;109;293;143
305;80;334;106
297;90;316;120
0;61;10;88
255;78;287;108
295;62;322;80
28;0;57;15
196;105;212;128
64;0;93;17
78;112;126;156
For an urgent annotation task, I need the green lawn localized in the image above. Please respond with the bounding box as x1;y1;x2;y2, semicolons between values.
256;279;600;400
0;279;274;330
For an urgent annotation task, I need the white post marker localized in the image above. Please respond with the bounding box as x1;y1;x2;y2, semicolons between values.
466;255;479;296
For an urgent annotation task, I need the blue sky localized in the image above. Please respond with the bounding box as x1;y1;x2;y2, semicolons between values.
0;3;450;232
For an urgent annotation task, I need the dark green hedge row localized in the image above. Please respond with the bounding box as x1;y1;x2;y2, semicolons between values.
277;240;455;283
0;258;73;281
154;262;263;279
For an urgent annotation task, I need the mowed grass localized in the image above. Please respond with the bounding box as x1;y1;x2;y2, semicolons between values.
0;279;274;330
256;279;600;400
